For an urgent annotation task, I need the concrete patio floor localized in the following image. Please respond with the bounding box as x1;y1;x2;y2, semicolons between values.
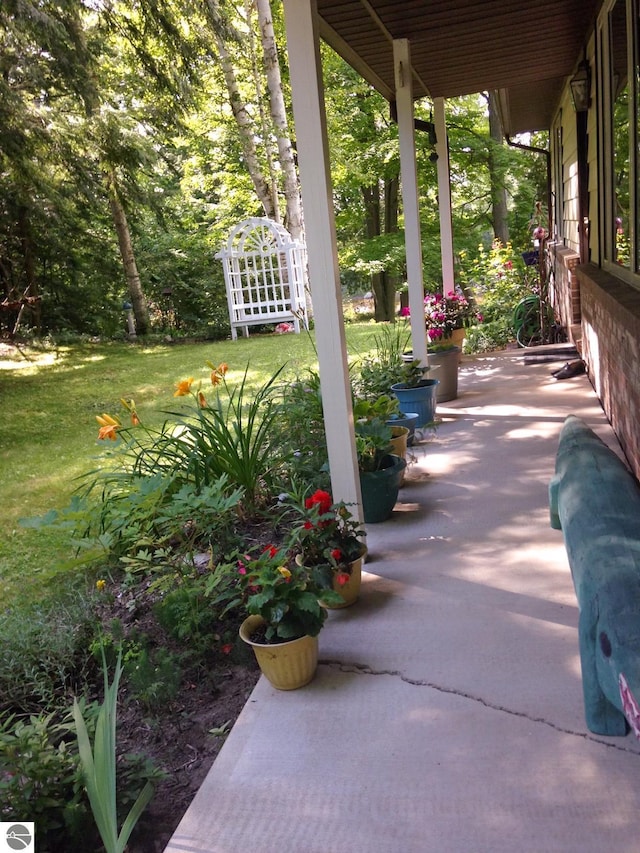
165;349;640;853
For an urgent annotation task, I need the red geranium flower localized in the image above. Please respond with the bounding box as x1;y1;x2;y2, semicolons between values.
335;572;350;586
305;489;332;515
331;548;343;562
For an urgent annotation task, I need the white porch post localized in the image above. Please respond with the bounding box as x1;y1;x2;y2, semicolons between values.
434;97;455;293
281;0;362;516
393;39;428;366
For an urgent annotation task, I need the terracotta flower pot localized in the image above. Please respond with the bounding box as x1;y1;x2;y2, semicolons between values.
239;615;318;690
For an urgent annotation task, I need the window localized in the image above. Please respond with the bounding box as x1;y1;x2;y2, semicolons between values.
599;0;640;282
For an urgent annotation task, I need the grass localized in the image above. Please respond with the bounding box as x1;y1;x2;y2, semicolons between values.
0;324;382;609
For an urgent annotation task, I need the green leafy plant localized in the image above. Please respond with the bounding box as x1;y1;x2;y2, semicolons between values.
122;644;182;711
352;394;400;422
354;418;393;472
276;368;331;489
0;708;93;846
0;593;97;715
233;544;342;641
73;650;155;853
355;323;427;397
457;240;535;344
131;363;290;511
288;489;365;586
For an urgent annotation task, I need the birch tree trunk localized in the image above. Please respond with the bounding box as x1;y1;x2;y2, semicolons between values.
107;171;149;336
214;32;276;219
254;0;304;242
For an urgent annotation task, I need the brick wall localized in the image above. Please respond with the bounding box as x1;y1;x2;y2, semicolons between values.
577;265;640;479
549;244;581;334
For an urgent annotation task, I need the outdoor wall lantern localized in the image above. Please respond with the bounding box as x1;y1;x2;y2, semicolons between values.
570;60;591;112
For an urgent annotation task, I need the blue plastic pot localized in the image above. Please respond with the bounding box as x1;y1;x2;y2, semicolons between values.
390;379;440;427
386;412;419;446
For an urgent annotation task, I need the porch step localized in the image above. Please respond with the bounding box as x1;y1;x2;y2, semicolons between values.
522;342;579;365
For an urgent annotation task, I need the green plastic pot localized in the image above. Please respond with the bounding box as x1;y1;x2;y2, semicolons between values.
359;454;407;523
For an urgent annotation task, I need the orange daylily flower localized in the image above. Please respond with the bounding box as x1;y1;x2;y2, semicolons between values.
121;398;141;426
174;377;194;397
96;413;121;441
198;391;207;408
98;423;118;441
210;362;229;385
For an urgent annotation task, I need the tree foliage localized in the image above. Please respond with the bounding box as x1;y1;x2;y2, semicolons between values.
0;0;547;340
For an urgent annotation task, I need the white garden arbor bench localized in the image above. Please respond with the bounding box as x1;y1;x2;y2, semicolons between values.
216;217;309;340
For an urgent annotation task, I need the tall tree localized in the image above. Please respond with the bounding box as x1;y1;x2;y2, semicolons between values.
253;0;303;241
487;91;509;244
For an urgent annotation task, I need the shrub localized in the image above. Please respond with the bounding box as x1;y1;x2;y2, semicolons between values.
0;708;94;848
0;593;97;716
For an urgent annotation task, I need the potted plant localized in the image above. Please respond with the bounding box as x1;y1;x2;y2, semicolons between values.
289;488;366;608
423;287;480;349
389;368;440;429
427;341;461;402
236;543;342;689
353;397;410;483
355;418;406;523
354;324;430;399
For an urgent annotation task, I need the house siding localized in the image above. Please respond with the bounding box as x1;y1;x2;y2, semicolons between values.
548;32;640;476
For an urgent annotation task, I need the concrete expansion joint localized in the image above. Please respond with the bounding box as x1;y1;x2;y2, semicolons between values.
319;660;640;754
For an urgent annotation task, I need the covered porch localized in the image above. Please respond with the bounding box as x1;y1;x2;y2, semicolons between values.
165;350;640;853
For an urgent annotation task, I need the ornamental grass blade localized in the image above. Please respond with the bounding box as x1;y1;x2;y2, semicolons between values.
116;780;155;853
73;649;124;853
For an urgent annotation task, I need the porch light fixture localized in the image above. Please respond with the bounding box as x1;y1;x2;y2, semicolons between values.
570;60;591;112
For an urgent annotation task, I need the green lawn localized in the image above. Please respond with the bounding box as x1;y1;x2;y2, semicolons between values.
0;324;382;607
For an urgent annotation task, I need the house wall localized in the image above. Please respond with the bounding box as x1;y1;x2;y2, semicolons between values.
577;265;640;479
549;33;640;476
548;244;581;336
559;91;580;252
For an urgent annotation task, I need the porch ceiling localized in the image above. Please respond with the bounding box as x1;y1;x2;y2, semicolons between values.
316;0;600;134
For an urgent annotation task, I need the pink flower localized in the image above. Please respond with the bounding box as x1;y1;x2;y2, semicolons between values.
399;306;411;317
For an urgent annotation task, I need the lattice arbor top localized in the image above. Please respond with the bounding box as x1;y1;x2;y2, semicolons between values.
216;217;308;340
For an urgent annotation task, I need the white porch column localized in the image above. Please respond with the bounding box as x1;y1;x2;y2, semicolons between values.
393;39;428;366
434;97;455;293
281;0;362;517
